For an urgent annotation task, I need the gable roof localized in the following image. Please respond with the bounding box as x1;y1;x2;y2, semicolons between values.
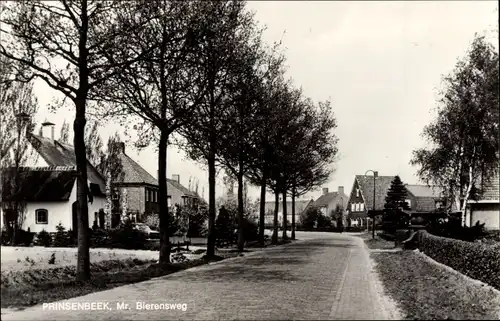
1;167;76;202
118;153;157;185
167;178;197;197
314;192;338;207
28;134;105;194
355;175;395;211
263;199;313;215
405;184;445;198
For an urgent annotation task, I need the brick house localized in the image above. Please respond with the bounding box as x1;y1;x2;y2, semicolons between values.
346;175;394;228
112;142;203;221
465;170;500;230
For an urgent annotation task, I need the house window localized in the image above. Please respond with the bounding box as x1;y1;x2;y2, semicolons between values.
360;203;364;211
405;199;412;209
35;209;48;224
153;191;157;203
356;188;360;197
167;196;172;207
351;203;355;212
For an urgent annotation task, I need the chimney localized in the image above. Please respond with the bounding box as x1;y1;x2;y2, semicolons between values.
338;186;344;195
322;187;329;195
172;174;180;184
41;121;55;140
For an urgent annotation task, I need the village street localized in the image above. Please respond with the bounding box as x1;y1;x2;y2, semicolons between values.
2;232;401;320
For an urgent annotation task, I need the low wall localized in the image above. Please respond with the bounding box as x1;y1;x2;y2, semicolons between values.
416;230;500;290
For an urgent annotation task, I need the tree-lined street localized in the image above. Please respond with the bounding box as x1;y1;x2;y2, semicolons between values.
2;232;401;320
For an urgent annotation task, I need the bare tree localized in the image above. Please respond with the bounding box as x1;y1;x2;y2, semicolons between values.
178;0;257;258
0;55;38;243
94;0;207;264
1;0;149;281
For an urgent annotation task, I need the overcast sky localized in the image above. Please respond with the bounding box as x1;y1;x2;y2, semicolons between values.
32;1;498;202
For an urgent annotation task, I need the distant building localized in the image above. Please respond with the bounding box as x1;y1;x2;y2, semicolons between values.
263;198;314;228
346;175;394;227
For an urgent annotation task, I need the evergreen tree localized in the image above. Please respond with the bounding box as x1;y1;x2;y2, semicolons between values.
384;176;410;210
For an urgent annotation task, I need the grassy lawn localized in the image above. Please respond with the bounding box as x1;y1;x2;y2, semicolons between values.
362;235;500;319
359;231;398;250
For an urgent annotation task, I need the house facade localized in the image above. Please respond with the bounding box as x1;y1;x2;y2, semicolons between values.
263;199;314;227
111;142;203;221
313;186;348;224
346;175;395;227
465;170;500;230
1;125;107;233
1;167;106;233
404;184;447;213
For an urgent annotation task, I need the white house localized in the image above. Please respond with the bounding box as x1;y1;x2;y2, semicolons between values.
1;123;107;233
465;170;500;230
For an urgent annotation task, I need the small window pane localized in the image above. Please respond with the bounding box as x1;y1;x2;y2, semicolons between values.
36;209;48;224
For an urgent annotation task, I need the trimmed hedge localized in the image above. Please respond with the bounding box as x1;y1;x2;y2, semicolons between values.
416;230;500;290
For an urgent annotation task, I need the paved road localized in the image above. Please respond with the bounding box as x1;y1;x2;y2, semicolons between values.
2;232;401;320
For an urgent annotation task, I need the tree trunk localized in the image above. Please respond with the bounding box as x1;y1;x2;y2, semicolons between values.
258;167;267;246
282;187;288;240
74;98;90;281
206;154;217;257
272;190;279;244
237;165;244;252
291;188;296;240
158;130;170;264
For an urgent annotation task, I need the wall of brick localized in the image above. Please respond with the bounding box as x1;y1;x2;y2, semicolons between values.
122;186;145;214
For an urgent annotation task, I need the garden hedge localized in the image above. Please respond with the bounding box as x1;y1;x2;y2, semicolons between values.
416;230;500;290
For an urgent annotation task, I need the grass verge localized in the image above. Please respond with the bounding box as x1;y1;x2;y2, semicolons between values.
1;238;291;312
1;252;239;311
365;240;500;319
359;232;397;250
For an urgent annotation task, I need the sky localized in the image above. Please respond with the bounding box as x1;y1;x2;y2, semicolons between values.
31;1;499;203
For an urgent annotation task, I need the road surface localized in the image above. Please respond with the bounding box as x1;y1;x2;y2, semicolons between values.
2;232;401;320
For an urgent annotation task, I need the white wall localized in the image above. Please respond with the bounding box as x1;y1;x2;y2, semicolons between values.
470;204;500;230
20;183;106;233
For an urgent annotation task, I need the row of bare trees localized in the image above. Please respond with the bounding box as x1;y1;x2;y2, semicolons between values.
1;0;338;281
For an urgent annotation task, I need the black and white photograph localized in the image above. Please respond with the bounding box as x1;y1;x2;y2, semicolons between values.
0;0;499;320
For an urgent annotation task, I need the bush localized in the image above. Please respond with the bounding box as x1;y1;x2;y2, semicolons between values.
36;229;52;247
381;209;410;234
215;206;236;245
242;217;259;242
427;219;487;242
107;221;147;250
1;229;10;245
300;206;333;230
91;227;110;248
187;209;208;238
417;230;500;290
14;229;35;246
53;223;74;247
